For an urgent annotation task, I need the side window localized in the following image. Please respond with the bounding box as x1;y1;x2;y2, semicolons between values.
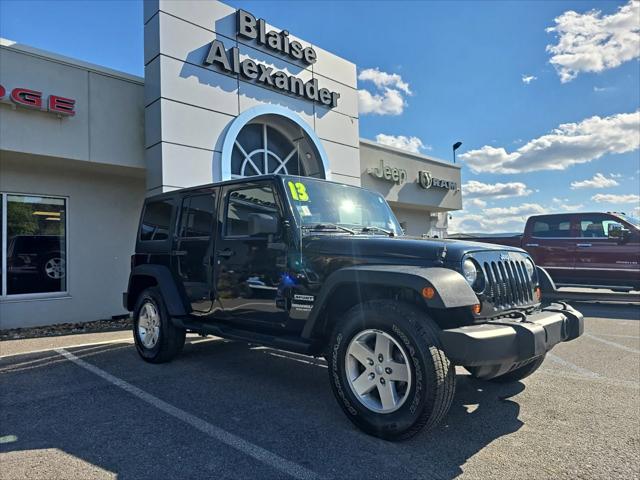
225;185;279;237
532;216;572;237
140;199;173;241
178;194;215;238
579;216;613;238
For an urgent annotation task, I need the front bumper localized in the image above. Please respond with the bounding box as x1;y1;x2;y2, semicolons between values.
440;302;583;367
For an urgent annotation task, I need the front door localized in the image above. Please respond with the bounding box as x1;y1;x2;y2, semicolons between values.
214;181;288;327
174;192;217;313
573;214;640;287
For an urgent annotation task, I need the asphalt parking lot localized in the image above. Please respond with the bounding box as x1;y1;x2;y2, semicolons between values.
1;302;638;480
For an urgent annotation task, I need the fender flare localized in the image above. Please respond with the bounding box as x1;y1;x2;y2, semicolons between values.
536;266;556;294
301;265;479;339
127;264;188;316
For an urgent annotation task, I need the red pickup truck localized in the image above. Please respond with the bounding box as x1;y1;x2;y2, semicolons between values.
454;212;640;291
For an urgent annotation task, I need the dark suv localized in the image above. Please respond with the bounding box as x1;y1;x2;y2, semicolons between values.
124;175;583;440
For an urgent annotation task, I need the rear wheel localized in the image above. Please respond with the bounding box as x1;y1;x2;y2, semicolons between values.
327;300;456;441
133;287;185;363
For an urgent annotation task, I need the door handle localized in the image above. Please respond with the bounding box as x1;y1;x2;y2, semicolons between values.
217;249;234;258
576;243;592;247
525;243;539;247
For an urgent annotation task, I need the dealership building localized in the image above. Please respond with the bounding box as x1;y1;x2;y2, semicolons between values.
0;0;461;329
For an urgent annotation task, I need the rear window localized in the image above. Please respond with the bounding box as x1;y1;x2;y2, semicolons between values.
531;216;572;238
140;199;173;241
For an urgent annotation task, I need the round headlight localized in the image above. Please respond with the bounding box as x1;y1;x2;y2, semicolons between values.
462;259;478;285
525;258;535;277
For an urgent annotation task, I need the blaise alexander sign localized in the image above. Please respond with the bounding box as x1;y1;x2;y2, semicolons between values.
204;9;340;108
368;159;457;191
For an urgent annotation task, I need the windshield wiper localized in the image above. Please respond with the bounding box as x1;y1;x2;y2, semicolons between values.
302;223;356;234
360;226;395;237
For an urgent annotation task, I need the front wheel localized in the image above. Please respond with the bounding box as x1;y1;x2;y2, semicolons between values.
133;287;185;363
327;300;456;441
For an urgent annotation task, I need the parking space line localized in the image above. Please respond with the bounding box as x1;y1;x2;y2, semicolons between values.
584;333;640;354
54;348;321;480
0;338;134;360
547;353;600;378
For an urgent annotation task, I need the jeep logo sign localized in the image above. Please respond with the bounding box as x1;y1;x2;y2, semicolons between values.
367;159;407;184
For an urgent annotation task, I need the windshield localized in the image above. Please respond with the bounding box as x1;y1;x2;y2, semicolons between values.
281;176;403;235
614;213;640;228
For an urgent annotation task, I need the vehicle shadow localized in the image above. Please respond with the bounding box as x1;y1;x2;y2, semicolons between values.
1;340;526;480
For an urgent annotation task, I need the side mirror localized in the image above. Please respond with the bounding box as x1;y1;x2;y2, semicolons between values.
608;223;629;240
248;213;279;236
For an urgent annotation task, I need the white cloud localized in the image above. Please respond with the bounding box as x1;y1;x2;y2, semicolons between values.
546;1;640;83
570;172;620;189
358;88;405;115
462;180;532;199
465;198;487;209
522;74;537;84
459;111;640;174
375;134;429;153
358;68;412;115
358;68;411;94
592;193;640;203
593;86;613;92
449;203;547;233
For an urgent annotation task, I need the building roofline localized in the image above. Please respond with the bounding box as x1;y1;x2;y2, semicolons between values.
359;138;462;170
0;38;144;86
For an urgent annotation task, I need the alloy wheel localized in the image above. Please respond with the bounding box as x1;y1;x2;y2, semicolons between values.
345;329;412;413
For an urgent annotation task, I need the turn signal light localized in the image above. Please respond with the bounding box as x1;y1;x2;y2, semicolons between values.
471;303;482;314
535;287;542;302
422;287;435;299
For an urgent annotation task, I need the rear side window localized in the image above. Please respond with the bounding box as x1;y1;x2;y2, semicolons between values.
140;199;173;241
178;194;215;238
531;216;572;238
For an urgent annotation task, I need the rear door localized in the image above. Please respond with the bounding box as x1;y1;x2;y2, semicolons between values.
174;191;217;314
213;181;288;327
524;214;576;284
573;213;640;287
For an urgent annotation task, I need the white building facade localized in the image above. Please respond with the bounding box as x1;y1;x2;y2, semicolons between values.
0;1;460;329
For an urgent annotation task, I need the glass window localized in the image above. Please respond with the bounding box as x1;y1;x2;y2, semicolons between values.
282;176;403;236
178;194;215;238
579;216;618;238
140;199;173;241
225;186;279;237
531;216;572;238
6;195;67;295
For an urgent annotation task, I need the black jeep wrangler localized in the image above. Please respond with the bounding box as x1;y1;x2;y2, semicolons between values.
124;175;583;440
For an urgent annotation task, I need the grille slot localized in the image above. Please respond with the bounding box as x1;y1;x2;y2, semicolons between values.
480;257;534;309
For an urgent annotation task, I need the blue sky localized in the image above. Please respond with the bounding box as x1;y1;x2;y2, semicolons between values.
1;0;638;232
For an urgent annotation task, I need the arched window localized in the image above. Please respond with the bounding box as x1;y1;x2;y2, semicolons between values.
223;107;328;180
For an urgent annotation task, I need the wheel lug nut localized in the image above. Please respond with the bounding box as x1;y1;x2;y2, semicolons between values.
385;367;392;374
367;358;374;366
378;354;383;362
380;378;386;385
368;372;375;380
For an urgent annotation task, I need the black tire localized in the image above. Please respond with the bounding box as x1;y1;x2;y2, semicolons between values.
327;300;456;441
133;287;185;363
489;355;546;383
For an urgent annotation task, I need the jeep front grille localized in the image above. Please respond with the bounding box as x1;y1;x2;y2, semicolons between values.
482;259;533;308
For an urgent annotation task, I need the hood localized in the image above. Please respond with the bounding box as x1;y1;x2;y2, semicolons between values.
300;234;526;264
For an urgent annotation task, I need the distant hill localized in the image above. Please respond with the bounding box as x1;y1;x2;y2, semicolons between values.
448;232;522;238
